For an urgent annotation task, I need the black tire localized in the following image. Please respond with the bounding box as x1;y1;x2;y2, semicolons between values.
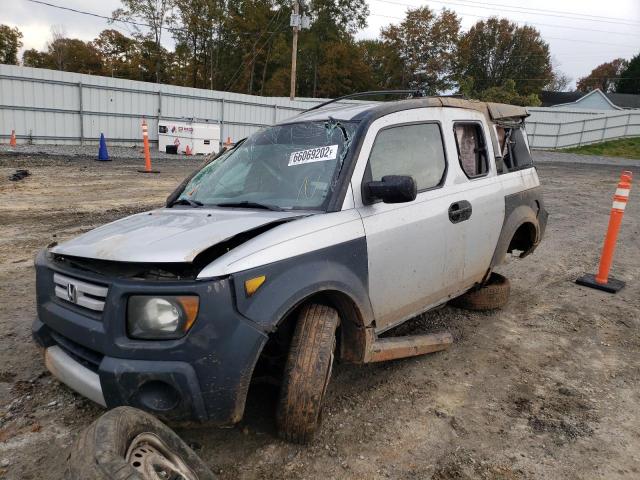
450;272;510;311
276;303;339;444
67;406;216;480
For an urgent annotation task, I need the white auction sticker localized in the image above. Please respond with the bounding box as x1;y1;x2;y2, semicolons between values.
288;145;339;166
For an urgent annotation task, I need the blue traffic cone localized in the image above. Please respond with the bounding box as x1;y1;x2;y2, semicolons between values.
97;133;110;161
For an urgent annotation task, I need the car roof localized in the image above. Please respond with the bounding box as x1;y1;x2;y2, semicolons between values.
284;97;529;125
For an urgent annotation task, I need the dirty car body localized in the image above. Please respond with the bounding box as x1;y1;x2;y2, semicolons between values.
33;97;547;424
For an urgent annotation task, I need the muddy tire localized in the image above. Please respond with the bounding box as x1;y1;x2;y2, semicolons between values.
66;406;215;480
450;272;510;311
276;304;339;444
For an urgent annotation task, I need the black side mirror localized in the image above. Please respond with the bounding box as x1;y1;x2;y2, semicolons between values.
365;175;417;204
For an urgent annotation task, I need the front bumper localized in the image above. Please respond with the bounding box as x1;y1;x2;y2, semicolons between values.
33;250;268;423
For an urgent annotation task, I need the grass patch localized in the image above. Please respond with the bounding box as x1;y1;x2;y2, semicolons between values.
562;137;640;159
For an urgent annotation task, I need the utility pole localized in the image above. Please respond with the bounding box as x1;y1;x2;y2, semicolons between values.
290;0;300;100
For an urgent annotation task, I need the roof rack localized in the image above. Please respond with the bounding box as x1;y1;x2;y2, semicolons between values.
304;90;424;113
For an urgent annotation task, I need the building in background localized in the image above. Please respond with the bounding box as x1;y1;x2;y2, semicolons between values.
540;89;640;111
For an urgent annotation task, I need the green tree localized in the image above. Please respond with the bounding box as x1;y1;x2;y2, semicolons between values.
460;78;540;106
456;17;552;98
577;58;627;92
0;24;23;65
379;7;460;94
616;53;640;94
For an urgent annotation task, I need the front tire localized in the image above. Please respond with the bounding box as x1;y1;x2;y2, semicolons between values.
276;303;339;444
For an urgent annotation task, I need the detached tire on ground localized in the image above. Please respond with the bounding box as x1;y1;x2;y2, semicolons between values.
450;272;510;311
276;303;339;444
67;406;215;480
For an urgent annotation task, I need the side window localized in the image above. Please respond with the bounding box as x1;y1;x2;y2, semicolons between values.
499;127;534;172
368;123;446;191
454;123;488;178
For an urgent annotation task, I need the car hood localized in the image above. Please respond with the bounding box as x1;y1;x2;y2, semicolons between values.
50;208;305;263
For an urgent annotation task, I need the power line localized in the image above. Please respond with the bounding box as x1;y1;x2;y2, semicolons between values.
368;12;640;49
225;13;289;91
423;0;640;26
371;0;640;37
26;0;190;34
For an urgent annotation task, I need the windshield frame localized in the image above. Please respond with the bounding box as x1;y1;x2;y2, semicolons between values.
175;120;360;213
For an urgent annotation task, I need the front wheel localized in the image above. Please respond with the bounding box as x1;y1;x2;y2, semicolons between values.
276;303;339;444
66;406;215;480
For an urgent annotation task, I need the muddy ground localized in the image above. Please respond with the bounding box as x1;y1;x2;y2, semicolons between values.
0;152;638;479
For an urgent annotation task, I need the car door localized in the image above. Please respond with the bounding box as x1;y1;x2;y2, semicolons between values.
352;110;465;332
450;120;504;285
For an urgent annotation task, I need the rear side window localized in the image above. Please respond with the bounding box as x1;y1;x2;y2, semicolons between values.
368;123;446;191
454;123;488;178
504;127;534;171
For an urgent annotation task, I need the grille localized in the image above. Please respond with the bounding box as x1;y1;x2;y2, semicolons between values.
53;273;108;312
49;330;104;373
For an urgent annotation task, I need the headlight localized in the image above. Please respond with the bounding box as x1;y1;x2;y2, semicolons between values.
127;295;199;340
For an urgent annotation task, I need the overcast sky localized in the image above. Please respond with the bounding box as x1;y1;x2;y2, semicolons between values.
4;0;640;88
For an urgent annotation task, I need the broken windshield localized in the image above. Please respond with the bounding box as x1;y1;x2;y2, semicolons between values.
178;120;357;211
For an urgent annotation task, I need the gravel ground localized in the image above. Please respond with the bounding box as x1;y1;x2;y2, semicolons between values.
0;151;638;479
0;143;202;161
533;150;639;167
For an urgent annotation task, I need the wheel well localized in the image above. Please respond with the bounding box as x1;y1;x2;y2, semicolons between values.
249;291;367;386
507;222;537;256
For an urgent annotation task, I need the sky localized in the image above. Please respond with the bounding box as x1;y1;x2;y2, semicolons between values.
3;0;640;89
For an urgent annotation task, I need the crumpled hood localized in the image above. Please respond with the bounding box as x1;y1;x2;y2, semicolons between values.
51;208;304;263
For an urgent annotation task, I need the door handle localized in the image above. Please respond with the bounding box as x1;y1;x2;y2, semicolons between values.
448;201;472;223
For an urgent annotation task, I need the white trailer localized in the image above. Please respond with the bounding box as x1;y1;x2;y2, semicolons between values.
158;119;221;155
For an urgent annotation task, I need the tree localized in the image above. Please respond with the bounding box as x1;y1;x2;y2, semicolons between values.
546;70;572;92
0;24;23;65
23;32;104;75
576;58;627;92
456;18;552;98
460;78;541;106
616;53;640;94
378;7;460;94
112;0;176;82
91;29;137;78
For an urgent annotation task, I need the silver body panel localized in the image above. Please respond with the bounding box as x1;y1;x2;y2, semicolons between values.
45;346;106;407
197;209;366;278
51;208;303;263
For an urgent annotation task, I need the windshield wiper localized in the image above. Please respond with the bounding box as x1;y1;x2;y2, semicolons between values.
168;198;204;208
215;201;283;211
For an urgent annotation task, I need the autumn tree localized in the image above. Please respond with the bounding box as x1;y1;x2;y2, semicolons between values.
377;7;460;94
112;0;176;82
91;29;137;78
576;58;627;92
0;25;23;65
456;18;552;98
615;53;640;94
23;33;104;75
546;69;572;92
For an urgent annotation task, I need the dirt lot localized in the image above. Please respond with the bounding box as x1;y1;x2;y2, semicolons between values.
0;152;638;479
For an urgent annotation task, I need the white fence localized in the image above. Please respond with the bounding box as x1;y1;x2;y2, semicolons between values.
526;107;640;150
0;65;333;147
1;65;639;149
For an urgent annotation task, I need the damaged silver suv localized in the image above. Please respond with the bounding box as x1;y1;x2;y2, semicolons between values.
33;94;547;443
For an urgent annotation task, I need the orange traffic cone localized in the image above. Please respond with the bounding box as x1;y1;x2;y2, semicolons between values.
576;170;633;293
9;130;17;147
137;120;160;174
185;145;192;156
223;136;233;149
